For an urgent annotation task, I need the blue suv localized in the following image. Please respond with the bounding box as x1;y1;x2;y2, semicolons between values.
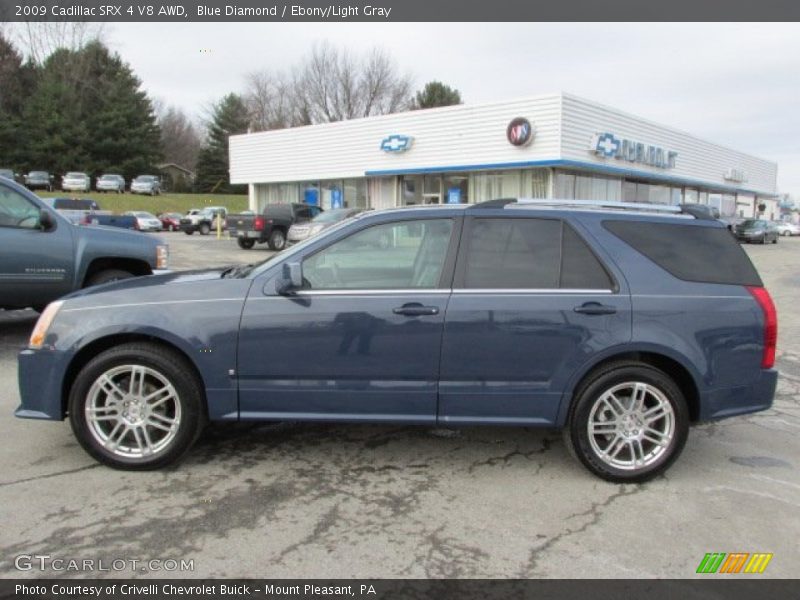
16;199;778;482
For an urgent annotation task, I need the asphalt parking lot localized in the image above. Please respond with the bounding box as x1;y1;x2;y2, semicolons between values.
0;233;798;579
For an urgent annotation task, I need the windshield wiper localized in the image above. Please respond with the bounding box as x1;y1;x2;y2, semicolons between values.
221;263;254;278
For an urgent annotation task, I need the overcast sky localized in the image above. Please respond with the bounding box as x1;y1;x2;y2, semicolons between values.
97;23;800;194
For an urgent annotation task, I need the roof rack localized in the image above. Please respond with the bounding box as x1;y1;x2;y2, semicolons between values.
475;198;716;220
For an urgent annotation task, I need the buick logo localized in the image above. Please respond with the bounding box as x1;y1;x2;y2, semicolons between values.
507;117;534;147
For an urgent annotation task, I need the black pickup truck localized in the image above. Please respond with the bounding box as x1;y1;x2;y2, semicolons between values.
231;203;322;250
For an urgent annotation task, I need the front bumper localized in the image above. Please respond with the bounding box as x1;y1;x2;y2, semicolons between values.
16;348;67;421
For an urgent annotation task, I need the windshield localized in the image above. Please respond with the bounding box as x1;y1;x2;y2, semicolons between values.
741;220;766;228
30;171;48;177
134;176;154;182
134;212;156;218
65;172;84;178
100;174;118;180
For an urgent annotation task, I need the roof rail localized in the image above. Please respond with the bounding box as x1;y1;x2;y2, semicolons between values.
501;198;716;220
472;198;518;208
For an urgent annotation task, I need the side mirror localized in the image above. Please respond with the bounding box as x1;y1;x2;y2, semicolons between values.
39;209;55;231
277;262;303;295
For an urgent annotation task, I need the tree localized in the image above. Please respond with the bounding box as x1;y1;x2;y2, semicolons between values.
157;105;202;172
195;94;249;194
295;42;413;123
0;32;34;169
20;41;161;179
245;70;309;131
412;81;462;110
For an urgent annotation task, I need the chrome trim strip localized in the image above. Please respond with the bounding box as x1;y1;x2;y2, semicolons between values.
452;288;613;294
61;298;244;312
292;289;451;296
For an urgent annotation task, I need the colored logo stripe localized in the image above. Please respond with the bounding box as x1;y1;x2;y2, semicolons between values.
744;553;773;574
696;552;773;574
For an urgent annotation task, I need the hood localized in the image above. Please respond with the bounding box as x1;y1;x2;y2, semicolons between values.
71;268;228;297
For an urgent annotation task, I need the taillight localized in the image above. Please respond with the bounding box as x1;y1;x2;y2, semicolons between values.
254;217;265;231
747;286;777;369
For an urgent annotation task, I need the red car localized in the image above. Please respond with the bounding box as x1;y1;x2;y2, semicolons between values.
159;212;182;231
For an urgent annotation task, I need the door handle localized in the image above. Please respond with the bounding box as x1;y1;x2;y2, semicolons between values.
574;302;617;315
393;303;439;316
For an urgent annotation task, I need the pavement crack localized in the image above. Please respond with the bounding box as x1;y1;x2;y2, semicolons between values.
0;464;101;487
520;483;644;577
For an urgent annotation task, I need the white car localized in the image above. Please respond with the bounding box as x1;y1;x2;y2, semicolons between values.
61;172;91;192
125;211;163;232
775;221;800;237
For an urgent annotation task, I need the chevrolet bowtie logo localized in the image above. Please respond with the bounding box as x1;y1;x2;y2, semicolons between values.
380;134;414;153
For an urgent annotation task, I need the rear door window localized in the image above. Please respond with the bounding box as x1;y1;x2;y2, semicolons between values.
456;217;614;290
603;220;762;286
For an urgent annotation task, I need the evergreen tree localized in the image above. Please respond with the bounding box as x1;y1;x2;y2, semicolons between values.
195;94;249;194
412;81;462;110
0;33;34;170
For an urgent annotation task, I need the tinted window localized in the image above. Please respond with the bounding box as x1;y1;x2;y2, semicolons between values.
459;218;613;290
603;220;762;286
303;219;453;290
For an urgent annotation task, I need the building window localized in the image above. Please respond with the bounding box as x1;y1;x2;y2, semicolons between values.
557;171;621;202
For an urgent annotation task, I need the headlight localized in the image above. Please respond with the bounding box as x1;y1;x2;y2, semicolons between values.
156;245;169;269
29;301;64;349
309;225;325;235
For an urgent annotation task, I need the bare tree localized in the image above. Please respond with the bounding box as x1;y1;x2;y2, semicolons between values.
157;104;202;170
295;42;413;124
245;69;307;131
11;21;105;64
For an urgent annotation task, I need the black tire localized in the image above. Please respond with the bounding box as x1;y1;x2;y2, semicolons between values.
772;236;778;244
86;269;135;287
199;223;211;236
563;361;689;483
184;229;194;235
237;237;256;250
268;229;286;251
68;342;205;470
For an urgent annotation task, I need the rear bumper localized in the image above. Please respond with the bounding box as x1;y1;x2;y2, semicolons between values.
238;231;262;240
701;369;778;420
16;348;67;421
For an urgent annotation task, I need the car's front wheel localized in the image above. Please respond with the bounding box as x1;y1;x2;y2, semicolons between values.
68;343;205;469
199;223;211;235
564;361;689;483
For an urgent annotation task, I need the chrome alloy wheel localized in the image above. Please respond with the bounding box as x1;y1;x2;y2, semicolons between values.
85;365;182;459
587;381;675;471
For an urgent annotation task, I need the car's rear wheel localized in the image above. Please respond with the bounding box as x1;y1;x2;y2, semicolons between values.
268;229;286;250
237;237;256;249
86;269;134;287
563;361;689;483
68;343;205;470
199;223;211;236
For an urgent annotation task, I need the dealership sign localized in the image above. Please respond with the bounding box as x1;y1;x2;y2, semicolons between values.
590;132;678;169
507;117;534;146
380;134;414;153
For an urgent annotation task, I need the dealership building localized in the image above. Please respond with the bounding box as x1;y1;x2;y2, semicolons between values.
229;92;779;219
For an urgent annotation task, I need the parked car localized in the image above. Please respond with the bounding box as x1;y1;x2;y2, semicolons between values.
774;221;800;237
96;174;126;193
225;210;255;236
0;168;17;181
180;206;228;235
124;211;163;232
15;199;777;482
0;177;168;311
130;175;161;196
41;197;103;225
24;171;53;192
80;213;139;230
61;172;91;192
158;212;183;231
288;208;366;244
234;203;323;250
733;219;779;244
